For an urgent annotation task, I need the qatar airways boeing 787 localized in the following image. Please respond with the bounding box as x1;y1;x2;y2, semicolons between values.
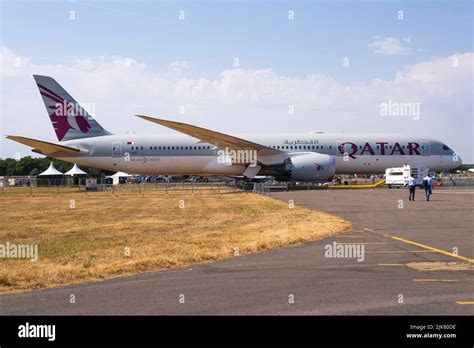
6;75;462;182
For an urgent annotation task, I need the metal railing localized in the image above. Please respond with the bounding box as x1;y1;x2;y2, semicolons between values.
0;182;242;197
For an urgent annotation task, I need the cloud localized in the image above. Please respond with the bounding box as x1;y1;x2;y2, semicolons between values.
0;46;472;162
168;60;192;75
369;36;413;55
169;60;191;70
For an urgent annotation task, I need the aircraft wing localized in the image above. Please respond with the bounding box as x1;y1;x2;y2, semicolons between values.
6;135;81;155
136;115;284;156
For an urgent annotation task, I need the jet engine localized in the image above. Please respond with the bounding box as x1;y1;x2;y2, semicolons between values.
261;153;336;182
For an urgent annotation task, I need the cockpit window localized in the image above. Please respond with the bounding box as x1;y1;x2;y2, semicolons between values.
442;145;451;151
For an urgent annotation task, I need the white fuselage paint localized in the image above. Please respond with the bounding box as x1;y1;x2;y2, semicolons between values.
56;133;462;176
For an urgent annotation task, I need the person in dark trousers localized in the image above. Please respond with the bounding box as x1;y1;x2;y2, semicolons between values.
408;175;416;201
423;174;434;201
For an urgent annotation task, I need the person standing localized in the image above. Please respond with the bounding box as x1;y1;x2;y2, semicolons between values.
408;175;416;201
423;174;434;201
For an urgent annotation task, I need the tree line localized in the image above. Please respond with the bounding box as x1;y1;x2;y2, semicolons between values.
0;156;469;177
0;157;114;176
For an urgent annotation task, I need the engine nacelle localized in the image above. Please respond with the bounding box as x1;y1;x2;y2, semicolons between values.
286;153;336;182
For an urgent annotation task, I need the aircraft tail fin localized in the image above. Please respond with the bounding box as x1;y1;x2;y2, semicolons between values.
33;75;112;141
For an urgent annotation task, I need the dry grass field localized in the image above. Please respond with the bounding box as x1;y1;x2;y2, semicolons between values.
0;188;351;295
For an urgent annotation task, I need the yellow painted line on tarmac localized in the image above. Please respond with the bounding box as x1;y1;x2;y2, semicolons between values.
337;242;387;245
350;230;372;233
388;236;474;264
413;279;458;282
456;301;474;305
335;235;370;238
365;250;432;254
378;263;404;266
436;191;474;194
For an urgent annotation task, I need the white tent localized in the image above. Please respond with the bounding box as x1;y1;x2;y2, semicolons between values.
108;171;133;185
65;163;87;176
109;171;132;178
39;162;63;176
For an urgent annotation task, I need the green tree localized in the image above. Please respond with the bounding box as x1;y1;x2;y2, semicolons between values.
0;156;114;176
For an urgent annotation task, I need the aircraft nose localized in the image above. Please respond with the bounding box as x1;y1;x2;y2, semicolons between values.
452;152;463;167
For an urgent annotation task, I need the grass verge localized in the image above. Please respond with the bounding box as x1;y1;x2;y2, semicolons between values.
0;190;351;295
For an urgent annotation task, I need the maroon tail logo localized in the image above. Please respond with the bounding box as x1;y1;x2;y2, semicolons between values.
38;84;91;141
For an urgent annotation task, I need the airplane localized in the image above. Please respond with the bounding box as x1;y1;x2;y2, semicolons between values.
6;75;463;182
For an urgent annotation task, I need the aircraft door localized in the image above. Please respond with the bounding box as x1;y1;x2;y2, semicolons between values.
112;142;122;157
420;141;430;156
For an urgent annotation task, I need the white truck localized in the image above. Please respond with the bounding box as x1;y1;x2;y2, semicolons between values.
385;165;428;188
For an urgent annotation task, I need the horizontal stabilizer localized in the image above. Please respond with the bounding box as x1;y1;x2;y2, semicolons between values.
6;135;81;156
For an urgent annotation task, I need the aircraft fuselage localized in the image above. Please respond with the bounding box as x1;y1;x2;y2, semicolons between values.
56;133;461;176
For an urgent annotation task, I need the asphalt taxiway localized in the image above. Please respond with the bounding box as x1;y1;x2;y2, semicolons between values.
1;187;473;314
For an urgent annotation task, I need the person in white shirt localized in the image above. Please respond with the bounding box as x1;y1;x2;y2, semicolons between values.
423;174;434;201
407;175;416;201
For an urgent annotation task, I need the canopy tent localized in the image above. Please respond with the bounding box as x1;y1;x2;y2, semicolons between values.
110;171;132;178
108;171;133;185
38;162;64;176
65;163;87;176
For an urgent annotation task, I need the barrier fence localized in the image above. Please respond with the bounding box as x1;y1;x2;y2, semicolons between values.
1;176;473;197
0;182;242;197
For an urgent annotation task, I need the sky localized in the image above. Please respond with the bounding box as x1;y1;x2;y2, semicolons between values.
0;0;473;162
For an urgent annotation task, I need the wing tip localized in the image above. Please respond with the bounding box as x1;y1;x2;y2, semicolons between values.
136;115;171;124
6;135;20;140
135;114;156;121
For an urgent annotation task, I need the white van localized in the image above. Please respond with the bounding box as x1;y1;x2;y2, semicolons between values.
385;165;428;188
